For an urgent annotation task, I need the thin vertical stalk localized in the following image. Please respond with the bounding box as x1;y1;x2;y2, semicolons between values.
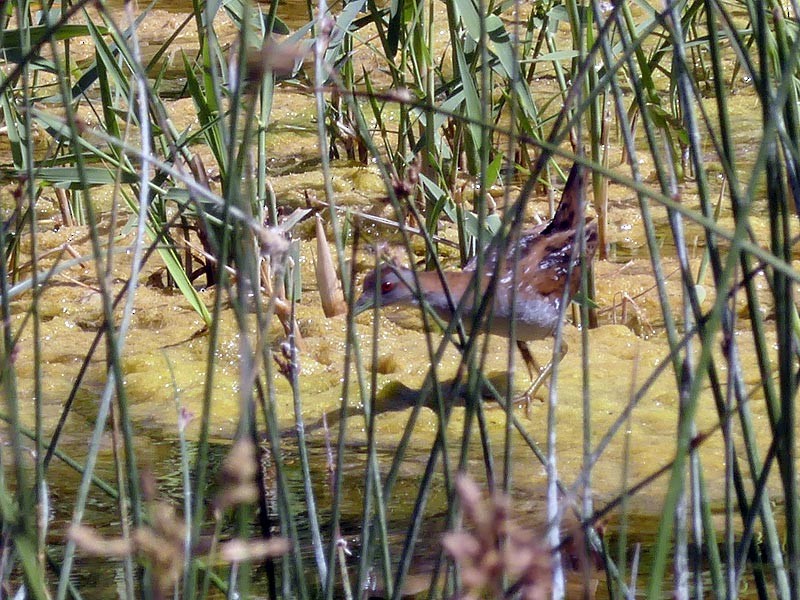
256;342;310;597
502;0;523;497
313;0;350;296
287;272;328;583
188;0;248;590
16;0;45;579
347;251;393;600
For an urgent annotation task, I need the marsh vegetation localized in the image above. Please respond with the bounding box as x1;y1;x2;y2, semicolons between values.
0;0;798;597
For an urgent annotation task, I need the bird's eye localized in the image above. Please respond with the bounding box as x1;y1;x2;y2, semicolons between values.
381;280;394;294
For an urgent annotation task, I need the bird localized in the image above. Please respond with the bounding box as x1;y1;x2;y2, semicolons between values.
353;163;599;402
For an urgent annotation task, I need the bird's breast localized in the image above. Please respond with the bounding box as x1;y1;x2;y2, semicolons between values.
490;293;562;340
426;291;562;341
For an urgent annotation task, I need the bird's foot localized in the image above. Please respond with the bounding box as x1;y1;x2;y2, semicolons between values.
514;362;553;417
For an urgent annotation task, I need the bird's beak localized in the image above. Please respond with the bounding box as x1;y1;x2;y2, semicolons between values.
352;293;374;317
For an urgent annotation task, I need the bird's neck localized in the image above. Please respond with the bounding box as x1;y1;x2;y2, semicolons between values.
414;271;483;313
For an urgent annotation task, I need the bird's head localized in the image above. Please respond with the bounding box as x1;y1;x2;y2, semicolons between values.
353;264;416;316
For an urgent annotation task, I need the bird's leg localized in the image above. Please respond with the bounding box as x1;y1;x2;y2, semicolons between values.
516;340;540;380
516;340;568;416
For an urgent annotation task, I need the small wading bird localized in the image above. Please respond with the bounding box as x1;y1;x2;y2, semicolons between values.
353;163;598;402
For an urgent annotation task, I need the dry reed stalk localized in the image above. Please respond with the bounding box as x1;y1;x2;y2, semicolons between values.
314;214;346;317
